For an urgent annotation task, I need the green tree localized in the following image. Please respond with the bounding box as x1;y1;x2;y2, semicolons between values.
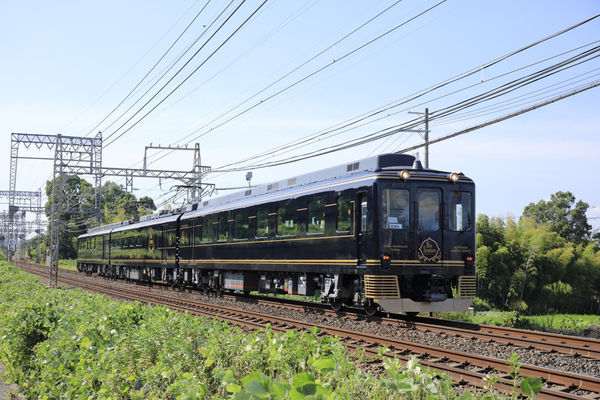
523;191;592;244
101;182;156;223
45;176;95;259
44;176;157;258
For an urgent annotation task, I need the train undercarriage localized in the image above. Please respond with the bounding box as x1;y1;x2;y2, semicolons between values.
78;263;474;315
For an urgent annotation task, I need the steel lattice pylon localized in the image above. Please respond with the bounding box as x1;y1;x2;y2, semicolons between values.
49;133;103;286
10;133;103;286
9;132;211;287
1;189;44;260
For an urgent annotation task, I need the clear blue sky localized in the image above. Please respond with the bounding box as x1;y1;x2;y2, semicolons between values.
1;1;599;231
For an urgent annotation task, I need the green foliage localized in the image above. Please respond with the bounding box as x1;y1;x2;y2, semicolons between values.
523;191;591;244
58;259;78;271
471;297;493;312
454;311;600;335
42;177;156;259
0;262;523;400
476;191;600;314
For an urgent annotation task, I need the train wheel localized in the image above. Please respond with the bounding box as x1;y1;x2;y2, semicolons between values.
331;300;343;312
364;303;378;317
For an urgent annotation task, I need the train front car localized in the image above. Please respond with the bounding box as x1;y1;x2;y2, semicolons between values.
366;158;476;314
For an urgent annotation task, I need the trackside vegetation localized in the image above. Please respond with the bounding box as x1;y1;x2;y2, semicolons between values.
0;262;542;399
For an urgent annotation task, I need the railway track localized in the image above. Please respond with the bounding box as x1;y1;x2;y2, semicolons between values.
223;292;600;360
19;262;600;399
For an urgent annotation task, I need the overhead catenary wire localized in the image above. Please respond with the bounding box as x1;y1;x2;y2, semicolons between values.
206;45;600;172
104;0;269;148
89;12;595;209
84;0;214;138
98;0;239;139
101;0;245;144
140;12;600;211
395;80;600;154
207;19;600;173
429;67;600;127
156;45;600;207
208;53;600;172
60;0;207;134
141;0;447;167
162;75;600;208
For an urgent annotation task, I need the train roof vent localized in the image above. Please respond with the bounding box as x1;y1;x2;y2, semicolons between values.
182;203;198;212
346;162;359;172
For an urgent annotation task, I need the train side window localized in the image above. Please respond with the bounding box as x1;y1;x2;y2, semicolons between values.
307;199;325;234
233;211;249;240
449;191;472;231
277;203;297;236
382;189;410;230
203;217;214;242
256;210;269;238
417;190;440;231
181;225;191;246
218;214;229;241
195;220;204;244
336;195;352;233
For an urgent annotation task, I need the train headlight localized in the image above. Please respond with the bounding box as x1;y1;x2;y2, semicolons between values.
449;172;460;183
399;170;410;181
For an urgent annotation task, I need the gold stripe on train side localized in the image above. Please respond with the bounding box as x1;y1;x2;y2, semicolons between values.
185;259;356;264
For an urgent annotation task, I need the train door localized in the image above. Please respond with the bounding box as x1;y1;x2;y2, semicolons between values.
415;188;443;264
357;193;368;266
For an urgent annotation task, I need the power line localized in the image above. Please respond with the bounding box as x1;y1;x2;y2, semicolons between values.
207;45;600;172
102;0;242;142
208;19;600;172
105;0;269;148
141;11;600;213
61;0;206;134
84;0;213;138
142;0;447;167
397;80;600;154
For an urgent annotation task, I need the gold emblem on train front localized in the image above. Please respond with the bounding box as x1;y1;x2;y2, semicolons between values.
418;237;440;262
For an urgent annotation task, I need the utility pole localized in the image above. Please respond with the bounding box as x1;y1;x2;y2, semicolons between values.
424;108;429;169
408;108;430;168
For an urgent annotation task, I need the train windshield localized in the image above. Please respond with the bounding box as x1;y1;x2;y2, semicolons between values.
381;188;410;230
417;191;440;231
380;187;473;231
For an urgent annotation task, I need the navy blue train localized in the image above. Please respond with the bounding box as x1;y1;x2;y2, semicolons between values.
77;153;476;315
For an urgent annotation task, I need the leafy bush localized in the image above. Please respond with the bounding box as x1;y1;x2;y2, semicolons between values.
0;262;537;399
471;297;492;312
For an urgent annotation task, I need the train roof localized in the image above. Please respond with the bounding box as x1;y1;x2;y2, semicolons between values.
181;153;472;220
78;153;473;238
196;153;417;208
